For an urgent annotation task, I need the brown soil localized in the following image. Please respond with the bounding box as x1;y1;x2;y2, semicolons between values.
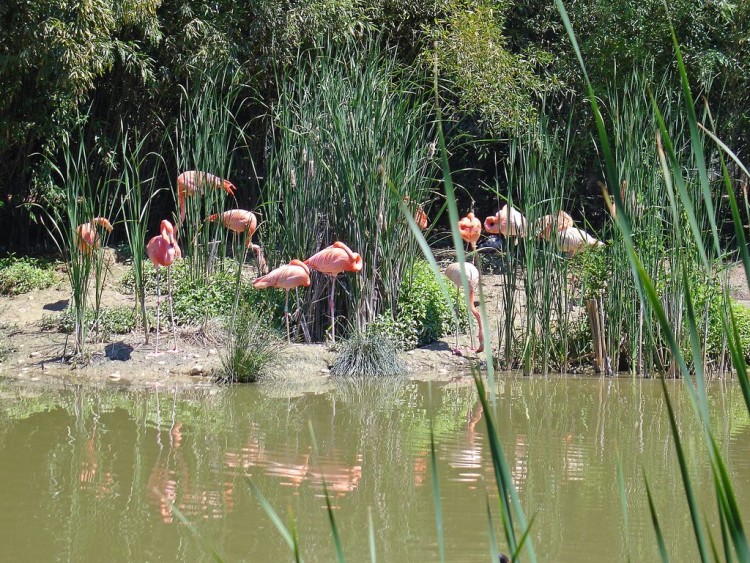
2;254;748;390
0;253;496;390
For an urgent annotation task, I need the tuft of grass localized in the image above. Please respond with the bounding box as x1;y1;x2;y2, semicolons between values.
219;306;283;383
0;255;57;295
330;328;407;378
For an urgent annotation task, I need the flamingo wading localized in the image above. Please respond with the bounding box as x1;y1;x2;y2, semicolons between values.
444;262;484;356
304;242;363;343
146;220;180;354
253;260;311;343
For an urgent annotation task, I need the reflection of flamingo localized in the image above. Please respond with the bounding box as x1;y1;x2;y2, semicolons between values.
146;220;179;354
458;212;481;254
253;260;312;343
444;262;484;355
208;209;267;274
177;171;236;223
76;217;113;254
304;242;363;343
308;454;363;499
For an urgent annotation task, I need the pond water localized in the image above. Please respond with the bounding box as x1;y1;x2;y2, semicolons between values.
0;375;748;562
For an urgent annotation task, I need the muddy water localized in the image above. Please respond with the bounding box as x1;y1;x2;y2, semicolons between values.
0;376;748;562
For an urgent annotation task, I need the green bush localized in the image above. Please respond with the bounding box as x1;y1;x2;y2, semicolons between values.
331;328;407;378
119;260;280;326
0;255;57;295
40;307;144;340
219;306;283;383
373;260;467;350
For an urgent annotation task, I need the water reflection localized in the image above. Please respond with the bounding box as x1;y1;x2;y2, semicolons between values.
0;378;748;562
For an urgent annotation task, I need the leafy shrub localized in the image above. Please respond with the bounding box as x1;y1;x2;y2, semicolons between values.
219;306;283;383
40;307;145;339
373;260;467;350
569;245;610;300
331;328;407;378
119;260;279;326
0;255;57;295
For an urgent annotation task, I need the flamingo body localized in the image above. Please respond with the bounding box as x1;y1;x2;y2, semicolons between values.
209;209;267;273
177;170;236;223
444;262;484;354
253;260;311;291
535;211;574;240
76;217;113;254
304;241;363;275
485;205;527;239
458;213;482;248
557;227;605;255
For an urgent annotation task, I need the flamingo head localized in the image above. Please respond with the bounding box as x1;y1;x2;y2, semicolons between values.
160;220;176;246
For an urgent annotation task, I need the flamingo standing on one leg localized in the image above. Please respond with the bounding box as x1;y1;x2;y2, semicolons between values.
304;242;363;343
444;262;484;356
458;213;482;257
208;209;268;274
253;260;311;343
146;220;180;355
177;171;236;224
76;217;113;254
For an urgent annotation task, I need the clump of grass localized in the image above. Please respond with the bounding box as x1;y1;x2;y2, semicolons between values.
219;306;283;383
330;328;407;378
0;255;57;295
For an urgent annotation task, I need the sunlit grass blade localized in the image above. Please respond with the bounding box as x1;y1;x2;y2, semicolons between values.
485;495;500;562
659;378;710;562
368;507;377;563
245;478;297;554
429;425;445;563
321;479;346;563
473;373;536;562
644;475;669;563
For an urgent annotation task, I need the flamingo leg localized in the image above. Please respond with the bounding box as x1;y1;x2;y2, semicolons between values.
467;289;475;351
329;275;336;343
285;289;291;344
153;268;161;355
167;265;178;351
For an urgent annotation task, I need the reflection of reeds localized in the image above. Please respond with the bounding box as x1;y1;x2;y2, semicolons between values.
261;38;435;341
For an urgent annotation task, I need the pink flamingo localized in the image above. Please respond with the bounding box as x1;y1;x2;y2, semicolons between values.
485;204;527;245
177;171;236;224
304;242;363;343
208;209;267;274
76;217;113;254
146;220;180;354
444;262;484;355
458;213;482;254
534;211;575;241
253;260;311;343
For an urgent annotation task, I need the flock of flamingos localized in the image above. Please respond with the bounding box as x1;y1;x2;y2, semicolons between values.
74;171;605;357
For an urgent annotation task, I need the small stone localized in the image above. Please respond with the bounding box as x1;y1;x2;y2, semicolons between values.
158;361;166;366
29;352;41;358
21;367;30;372
320;368;330;374
16;359;24;365
438;368;448;375
109;372;121;381
209;348;218;355
407;350;415;355
190;365;204;376
29;375;40;382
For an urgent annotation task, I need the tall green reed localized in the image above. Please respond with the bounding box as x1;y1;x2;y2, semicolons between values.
557;0;750;558
119;126;163;343
168;70;243;282
41;126;119;356
261;38;435;341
